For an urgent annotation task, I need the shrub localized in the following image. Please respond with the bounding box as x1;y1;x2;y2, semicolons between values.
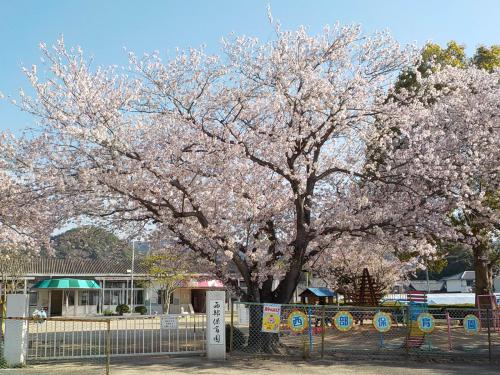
134;305;147;315
116;304;130;315
225;324;245;352
103;309;115;316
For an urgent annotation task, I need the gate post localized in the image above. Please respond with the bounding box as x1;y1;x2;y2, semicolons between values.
4;294;29;366
206;290;226;360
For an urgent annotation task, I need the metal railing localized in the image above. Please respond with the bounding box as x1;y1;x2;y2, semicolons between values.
229;302;500;363
3;314;206;364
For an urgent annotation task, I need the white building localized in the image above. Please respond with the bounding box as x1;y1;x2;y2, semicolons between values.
441;271;476;293
3;258;224;317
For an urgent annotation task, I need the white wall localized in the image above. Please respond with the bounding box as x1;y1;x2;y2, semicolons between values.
494;277;500;293
446;280;463;292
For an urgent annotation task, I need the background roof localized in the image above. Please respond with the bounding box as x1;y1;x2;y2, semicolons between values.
19;258;148;276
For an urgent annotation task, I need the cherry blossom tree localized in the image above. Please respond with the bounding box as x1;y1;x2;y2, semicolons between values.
311;237;418;300
13;23;447;315
368;65;500;297
0;137;60;319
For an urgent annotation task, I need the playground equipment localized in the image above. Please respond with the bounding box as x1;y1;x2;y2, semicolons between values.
405;291;428;349
343;268;384;306
476;294;500;332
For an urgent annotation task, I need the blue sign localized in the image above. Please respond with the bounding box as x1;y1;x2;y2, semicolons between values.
463;314;480;335
334;311;354;332
417;313;435;333
373;312;392;333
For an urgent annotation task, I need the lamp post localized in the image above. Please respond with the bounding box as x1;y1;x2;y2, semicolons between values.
131;241;135;312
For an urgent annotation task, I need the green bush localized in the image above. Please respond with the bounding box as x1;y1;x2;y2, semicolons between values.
116;304;130;315
103;309;115;316
134;305;147;315
225;324;245;352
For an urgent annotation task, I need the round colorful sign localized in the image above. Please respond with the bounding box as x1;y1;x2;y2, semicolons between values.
287;310;308;333
334;311;354;332
416;313;435;333
463;314;480;335
373;311;392;333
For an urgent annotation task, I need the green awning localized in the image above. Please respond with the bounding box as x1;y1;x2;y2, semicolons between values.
31;278;101;289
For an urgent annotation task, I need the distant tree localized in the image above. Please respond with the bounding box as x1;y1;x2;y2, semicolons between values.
473;45;500;71
141;248;192;314
313;237;415;298
51;226;132;261
389;42;500;297
394;41;467;93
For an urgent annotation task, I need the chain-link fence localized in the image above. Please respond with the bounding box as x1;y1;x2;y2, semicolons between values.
229;302;500;363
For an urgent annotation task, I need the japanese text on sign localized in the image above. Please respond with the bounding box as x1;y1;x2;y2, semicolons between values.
334;311;354;332
463;314;480;335
160;315;178;329
208;300;224;345
373;311;392;333
262;304;281;333
416;313;435;333
287;310;308;333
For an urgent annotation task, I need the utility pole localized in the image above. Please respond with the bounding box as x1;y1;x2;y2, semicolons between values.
131;240;135;312
425;259;430;294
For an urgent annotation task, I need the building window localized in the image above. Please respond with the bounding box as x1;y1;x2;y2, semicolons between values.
29;292;38;306
134;290;144;305
90;291;99;305
66;291;75;306
104;291;111;305
79;291;89;305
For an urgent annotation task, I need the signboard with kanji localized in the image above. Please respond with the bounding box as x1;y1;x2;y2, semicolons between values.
334;311;354;332
463;314;480;335
416;312;435;333
238;303;249;325
160;315;178;330
288;310;308;333
261;304;281;333
373;311;392;333
208;300;224;345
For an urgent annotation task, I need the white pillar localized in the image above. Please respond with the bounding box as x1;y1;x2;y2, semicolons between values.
206;290;226;360
4;294;29;366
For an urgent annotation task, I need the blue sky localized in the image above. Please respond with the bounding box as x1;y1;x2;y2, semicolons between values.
1;0;499;133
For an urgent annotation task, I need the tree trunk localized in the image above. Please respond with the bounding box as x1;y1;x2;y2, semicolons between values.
162;290;171;314
473;242;493;302
245;304;280;353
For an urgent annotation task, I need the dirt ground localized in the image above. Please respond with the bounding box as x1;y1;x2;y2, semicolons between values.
1;356;499;375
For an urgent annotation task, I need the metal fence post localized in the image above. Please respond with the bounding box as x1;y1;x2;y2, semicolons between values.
321;305;326;359
106;319;111;375
230;300;234;353
487;308;492;364
445;311;452;351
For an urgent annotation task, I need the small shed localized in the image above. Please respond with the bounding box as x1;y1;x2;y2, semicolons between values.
299;287;336;305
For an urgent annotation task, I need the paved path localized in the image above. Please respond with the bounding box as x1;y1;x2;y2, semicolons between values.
1;356;499;375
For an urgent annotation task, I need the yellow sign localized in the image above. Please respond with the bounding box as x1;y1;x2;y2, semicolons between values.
416;313;435;333
334;311;354;332
261;304;281;333
373;311;392;333
288;310;308;333
463;314;480;335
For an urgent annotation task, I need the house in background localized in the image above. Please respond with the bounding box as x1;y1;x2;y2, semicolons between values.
6;258;224;317
442;271;476;293
407;280;446;293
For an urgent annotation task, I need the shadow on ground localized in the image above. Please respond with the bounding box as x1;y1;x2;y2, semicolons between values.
5;354;500;375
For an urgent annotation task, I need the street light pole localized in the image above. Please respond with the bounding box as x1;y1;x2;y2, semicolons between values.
131;240;135;312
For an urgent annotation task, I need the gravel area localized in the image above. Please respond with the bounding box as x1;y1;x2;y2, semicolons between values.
0;356;499;375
